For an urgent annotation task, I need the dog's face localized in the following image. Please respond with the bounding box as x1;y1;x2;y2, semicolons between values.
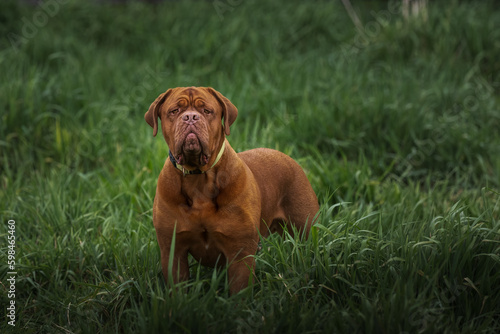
145;87;237;170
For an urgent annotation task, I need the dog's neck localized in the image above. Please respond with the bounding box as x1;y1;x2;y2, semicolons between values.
169;141;226;176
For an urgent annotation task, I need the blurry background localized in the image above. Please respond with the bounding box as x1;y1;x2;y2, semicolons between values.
1;0;499;332
1;0;499;194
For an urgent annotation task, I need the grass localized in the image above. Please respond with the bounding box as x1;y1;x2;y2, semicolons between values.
1;0;499;332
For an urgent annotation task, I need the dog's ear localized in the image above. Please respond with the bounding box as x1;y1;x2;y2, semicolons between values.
145;89;173;137
205;87;238;136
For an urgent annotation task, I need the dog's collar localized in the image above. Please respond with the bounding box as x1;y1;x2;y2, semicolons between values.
169;141;226;176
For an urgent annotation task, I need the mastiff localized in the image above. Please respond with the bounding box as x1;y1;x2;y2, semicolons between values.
145;86;319;294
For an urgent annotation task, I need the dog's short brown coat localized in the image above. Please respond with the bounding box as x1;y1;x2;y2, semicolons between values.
145;87;319;294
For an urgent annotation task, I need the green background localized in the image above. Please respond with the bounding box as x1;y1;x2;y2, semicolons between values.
1;0;499;332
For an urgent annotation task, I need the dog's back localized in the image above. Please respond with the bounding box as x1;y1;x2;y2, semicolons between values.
238;148;319;238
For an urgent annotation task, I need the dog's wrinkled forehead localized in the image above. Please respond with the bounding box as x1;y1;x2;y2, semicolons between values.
166;87;219;110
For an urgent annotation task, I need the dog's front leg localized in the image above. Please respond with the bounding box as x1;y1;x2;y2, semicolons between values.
156;228;190;287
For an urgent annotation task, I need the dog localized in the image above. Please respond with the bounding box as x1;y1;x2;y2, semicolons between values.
145;87;319;294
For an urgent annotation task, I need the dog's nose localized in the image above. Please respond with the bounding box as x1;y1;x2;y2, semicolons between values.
182;112;200;124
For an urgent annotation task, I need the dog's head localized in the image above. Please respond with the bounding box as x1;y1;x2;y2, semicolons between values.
145;87;238;170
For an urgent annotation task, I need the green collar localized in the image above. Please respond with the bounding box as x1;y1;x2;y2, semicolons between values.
169;141;226;176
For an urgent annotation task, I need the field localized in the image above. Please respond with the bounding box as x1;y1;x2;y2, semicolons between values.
1;0;500;333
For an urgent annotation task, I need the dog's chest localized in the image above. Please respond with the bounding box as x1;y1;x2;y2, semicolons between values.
186;227;225;267
178;193;226;265
180;189;218;221
180;214;226;267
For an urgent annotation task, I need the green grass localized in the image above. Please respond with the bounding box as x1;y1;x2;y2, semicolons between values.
1;0;500;332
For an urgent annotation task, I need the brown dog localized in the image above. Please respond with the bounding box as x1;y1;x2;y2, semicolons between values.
145;87;319;294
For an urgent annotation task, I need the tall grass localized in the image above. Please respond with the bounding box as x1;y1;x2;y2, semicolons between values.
1;0;499;333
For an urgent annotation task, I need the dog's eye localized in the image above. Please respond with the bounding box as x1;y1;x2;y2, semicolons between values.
204;109;213;114
169;109;179;115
